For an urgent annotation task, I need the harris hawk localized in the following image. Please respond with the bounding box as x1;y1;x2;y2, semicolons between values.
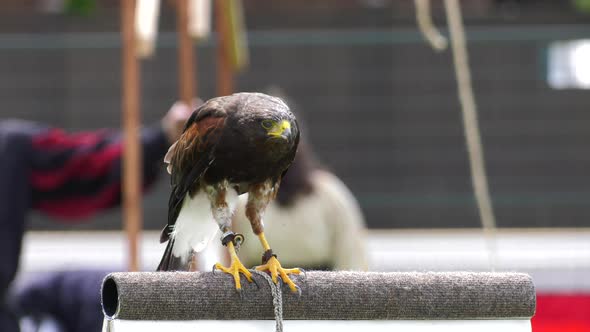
157;92;301;292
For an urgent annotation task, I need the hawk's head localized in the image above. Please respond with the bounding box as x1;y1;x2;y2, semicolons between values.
222;92;300;160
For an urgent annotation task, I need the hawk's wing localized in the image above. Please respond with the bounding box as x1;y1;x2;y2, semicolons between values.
160;104;227;244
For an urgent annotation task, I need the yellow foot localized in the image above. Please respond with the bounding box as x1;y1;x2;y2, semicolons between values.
255;256;301;293
214;259;253;291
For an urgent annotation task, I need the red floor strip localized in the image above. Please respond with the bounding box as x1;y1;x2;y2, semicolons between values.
532;293;590;332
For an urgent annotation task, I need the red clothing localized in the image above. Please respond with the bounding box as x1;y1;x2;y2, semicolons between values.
0;119;169;332
29;126;167;219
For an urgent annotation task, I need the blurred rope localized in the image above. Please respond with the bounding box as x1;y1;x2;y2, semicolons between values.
414;0;448;51
442;0;498;271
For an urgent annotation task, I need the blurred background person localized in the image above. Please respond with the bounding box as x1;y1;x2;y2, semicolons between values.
0;100;192;332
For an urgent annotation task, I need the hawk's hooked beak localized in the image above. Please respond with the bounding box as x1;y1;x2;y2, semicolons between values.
267;120;292;141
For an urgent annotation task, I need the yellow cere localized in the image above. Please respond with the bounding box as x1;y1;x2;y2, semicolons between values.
266;120;291;137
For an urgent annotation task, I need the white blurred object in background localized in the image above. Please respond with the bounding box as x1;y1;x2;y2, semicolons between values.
547;39;590;89
19;229;590;293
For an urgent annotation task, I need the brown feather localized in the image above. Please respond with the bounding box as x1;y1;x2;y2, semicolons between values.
168;117;226;186
160;111;227;245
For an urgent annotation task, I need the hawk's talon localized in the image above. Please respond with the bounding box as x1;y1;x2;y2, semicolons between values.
214;259;253;291
254;256;301;293
249;272;261;290
299;268;308;280
237;288;244;300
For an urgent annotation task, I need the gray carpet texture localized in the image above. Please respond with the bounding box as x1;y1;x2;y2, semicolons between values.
101;271;536;320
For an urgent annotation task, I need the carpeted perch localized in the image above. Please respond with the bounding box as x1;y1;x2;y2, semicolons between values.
101;271;535;321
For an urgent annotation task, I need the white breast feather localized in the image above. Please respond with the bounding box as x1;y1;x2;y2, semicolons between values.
170;188;239;261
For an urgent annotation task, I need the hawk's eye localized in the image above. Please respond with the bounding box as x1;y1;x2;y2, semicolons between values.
261;120;274;129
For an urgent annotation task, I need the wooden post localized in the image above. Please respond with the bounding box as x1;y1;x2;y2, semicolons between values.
176;0;199;270
215;0;233;96
176;0;196;103
121;0;142;272
214;0;233;267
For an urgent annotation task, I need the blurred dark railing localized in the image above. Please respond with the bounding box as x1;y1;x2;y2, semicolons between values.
1;25;590;50
2;24;590;230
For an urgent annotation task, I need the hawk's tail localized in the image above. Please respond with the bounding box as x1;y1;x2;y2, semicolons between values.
156;239;191;271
